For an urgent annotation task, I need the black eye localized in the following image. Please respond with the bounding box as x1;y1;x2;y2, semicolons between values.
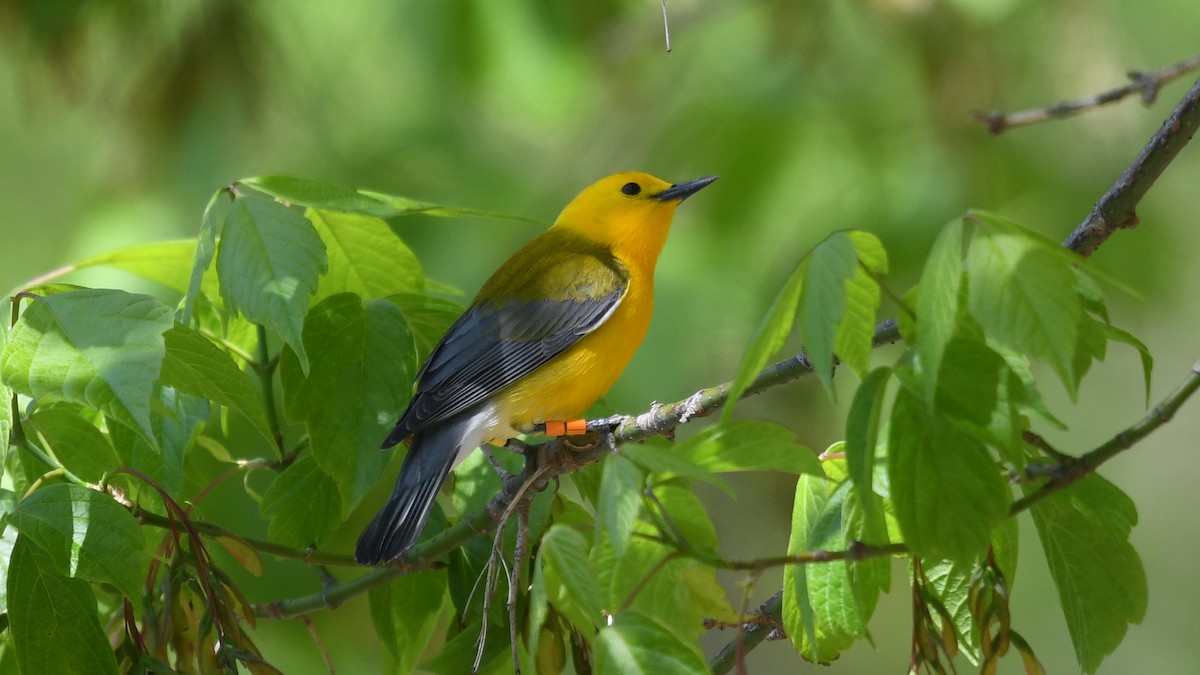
621;182;641;196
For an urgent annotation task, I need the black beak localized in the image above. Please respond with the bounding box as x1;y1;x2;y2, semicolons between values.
652;175;718;202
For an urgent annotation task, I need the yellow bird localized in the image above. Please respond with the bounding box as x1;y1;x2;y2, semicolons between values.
356;171;716;565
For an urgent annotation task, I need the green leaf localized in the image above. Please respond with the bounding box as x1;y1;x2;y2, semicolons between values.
887;387;1010;563
541;525;602;633
923;518;1018;665
216;196;328;373
845;367;890;538
721;257;807;421
241;175;538;223
1;289;173;441
917;218;964;398
841;484;891;622
307;208;424;303
620;441;732;495
651;485;720;556
783;476;863;663
242;175;401;217
29;405;120;484
8;484;145;600
596;454;644;558
965;213;1084;395
70;240;188;292
107;387;206;497
183;189;226;323
835;231;888;379
385;294;463;357
282;294;417;515
933;332;1005;427
1031;474;1146;674
676;419;822;476
158;323;275;448
260;454;344;547
369;568;447;672
998;349;1066;430
594;611;708;675
1097;323;1153;406
800;233;858;397
7;536;119;675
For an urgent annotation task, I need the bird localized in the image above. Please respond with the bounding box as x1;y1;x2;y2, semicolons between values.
355;171;717;565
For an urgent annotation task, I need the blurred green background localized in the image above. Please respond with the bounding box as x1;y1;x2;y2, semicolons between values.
3;0;1199;672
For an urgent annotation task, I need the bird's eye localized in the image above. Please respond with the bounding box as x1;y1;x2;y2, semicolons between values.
621;182;641;196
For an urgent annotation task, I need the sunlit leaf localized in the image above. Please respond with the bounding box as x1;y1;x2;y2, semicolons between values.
917;218;964;398
652;485;720;556
594;611;708;675
620;442;732;495
845;367;890;538
29;404;120;484
783;476;862;663
597;454;644;558
541;525;602;633
216;196;327;373
676;419;821;476
307;208;424;303
158;323;275;449
800;233;858;397
7;537;119;675
1;289;173;441
965;213;1084;395
241;175;538;223
183;188;226;323
8;484;145;600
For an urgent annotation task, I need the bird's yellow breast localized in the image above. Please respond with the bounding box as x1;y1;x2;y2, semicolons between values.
493;270;653;431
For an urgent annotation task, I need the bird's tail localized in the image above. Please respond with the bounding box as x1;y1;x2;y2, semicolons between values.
355;421;464;565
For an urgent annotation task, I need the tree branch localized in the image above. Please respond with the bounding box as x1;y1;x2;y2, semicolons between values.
972;53;1200;134
708;591;784;675
1062;74;1200;257
1009;359;1200;514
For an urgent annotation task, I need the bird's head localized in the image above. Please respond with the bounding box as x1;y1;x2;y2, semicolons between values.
553;171;717;266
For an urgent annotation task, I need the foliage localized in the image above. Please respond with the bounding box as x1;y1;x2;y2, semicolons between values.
0;166;1173;675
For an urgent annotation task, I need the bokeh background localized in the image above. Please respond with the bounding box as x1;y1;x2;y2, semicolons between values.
3;0;1199;672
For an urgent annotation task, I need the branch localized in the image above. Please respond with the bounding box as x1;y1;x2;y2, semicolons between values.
708;591;784;675
972;53;1200;134
1063;74;1200;257
1009;359;1200;514
129;503;358;567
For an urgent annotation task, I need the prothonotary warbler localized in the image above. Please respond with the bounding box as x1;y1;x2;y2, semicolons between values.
355;171;717;565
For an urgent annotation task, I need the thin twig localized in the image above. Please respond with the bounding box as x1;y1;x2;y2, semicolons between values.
661;0;671;53
972;53;1200;134
1009;359;1200;515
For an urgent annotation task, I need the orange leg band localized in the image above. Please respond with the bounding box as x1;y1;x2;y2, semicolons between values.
543;418;588;436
